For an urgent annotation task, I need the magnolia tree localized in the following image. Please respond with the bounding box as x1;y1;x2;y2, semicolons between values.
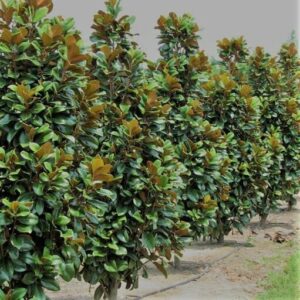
216;38;289;226
153;13;261;242
278;42;300;209
219;38;299;223
75;1;188;299
202;71;271;228
202;37;272;229
0;0;93;298
246;46;287;223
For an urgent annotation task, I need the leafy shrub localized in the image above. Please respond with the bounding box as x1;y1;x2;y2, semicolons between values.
247;46;287;220
218;38;299;221
202;72;270;229
0;0;90;298
277;43;300;208
215;38;293;225
153;13;233;241
203;37;271;230
76;1;187;298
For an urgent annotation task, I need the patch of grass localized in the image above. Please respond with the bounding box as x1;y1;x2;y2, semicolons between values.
257;251;300;300
261;254;284;266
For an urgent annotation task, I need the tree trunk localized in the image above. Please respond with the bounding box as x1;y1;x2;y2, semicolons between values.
217;232;224;244
108;280;119;300
259;214;268;228
287;200;293;211
216;213;225;244
173;255;181;269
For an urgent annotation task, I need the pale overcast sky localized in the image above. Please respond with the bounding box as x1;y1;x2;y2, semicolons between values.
51;0;299;60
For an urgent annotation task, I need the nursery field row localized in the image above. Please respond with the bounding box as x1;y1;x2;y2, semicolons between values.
0;0;299;299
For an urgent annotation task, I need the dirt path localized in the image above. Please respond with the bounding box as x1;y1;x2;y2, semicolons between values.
47;202;299;300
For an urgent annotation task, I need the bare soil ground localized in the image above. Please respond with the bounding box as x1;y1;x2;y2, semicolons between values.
47;201;299;300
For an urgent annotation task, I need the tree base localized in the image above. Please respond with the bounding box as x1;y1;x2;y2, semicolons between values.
217;233;224;244
108;280;119;300
259;214;268;228
287;201;294;211
173;256;181;269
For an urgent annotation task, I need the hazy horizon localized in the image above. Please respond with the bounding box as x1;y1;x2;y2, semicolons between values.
51;0;299;60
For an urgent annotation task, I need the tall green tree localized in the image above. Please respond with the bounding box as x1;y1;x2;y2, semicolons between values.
0;0;92;298
277;42;300;209
202;37;271;229
153;13;236;242
216;38;287;226
247;46;287;222
77;1;188;298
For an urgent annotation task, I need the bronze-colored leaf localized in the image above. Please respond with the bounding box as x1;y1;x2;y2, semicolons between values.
232;36;244;50
202;80;215;92
147;161;157;176
42;33;52;47
12;27;28;44
240;85;252;98
219;186;230;201
153;261;168;278
187;139;197;152
41;24;63;47
0;28;12;43
139;191;147;202
57;150;73;167
161;104;171;115
0;2;15;24
189;51;210;71
286;99;298;114
90;155;114;182
157;16;166;29
100;45;111;58
245;97;256;113
70;236;85;246
11;201;19;213
217;38;230;50
16;84;38;107
36;142;53;159
165;248;172;260
105;0;117;7
66;35;87;64
84;80;100;100
201;195;217;209
23;124;36;141
288;42;297;57
51;24;63;38
255;47;264;58
269;136;281;150
192;24;200;33
123;119;142;137
29;0;53;12
91;155;104;173
204;124;222;141
100;45;122;62
146;91;159;108
219;74;235;92
187;99;203;117
166;74;182;92
89;104;106;118
169;12;179;27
